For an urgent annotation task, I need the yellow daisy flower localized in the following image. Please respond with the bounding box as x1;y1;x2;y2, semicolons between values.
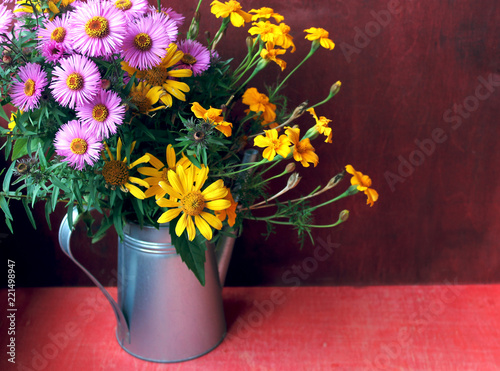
253;129;291;161
215;189;238;227
304;27;335;50
122;44;192;108
345;165;379;207
210;0;252;27
156;165;231;241
137;144;191;200
248;21;282;43
260;42;287;71
101;139;150;199
249;7;284;23
129;82;165;114
285;127;319;168
191;102;233;137
307;107;333;143
242;87;277;125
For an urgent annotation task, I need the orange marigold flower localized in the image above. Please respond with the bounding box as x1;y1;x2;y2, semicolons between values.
191;102;233;137
253;129;291;161
260;42;287;71
275;23;296;53
304;27;335;50
249;7;284;23
307;107;332;143
248;21;282;43
285;127;319;167
242;87;277;124
215;189;238;227
345;165;379;207
210;0;252;27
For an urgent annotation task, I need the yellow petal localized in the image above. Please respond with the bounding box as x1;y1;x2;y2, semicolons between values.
194;214;212;240
166;144;176;169
157;198;180;208
186;216;196;241
137;167;162;177
262;147;276;161
163;80;190;101
158;181;183;200
167;169;185;195
145;186;165;199
128;177;150;188
200;211;223;230
116;138;123;161
124;183;146;199
177;165;189;194
175;213;188;237
129;154;150;169
168;69;193;78
193;165;208;192
146;86;164;104
158;208;182;223
146;153;164;169
205;199;231;211
160;93;173;107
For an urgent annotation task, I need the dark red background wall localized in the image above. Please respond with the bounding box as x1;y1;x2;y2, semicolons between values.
1;0;499;287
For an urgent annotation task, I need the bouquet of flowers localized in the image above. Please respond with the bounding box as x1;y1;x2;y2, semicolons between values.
0;0;378;284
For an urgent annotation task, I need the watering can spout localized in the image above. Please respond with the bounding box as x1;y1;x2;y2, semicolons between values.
215;232;237;286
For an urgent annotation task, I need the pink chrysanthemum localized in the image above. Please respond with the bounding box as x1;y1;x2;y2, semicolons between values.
75;89;125;140
37;13;73;53
10;63;48;111
69;0;126;57
51;54;101;108
177;39;211;76
54;120;102;170
41;39;66;63
148;5;185;27
112;0;148;21
121;15;172;70
0;3;13;39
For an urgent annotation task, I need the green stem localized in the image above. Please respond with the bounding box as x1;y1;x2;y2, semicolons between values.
208;18;230;49
212;159;266;177
310;186;359;212
272;41;320;97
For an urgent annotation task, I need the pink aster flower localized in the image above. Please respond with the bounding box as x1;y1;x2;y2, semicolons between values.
147;10;178;43
113;0;148;21
54;120;102;170
69;0;126;57
177;39;211;76
75;89;125;140
0;3;13;39
41;39;66;63
51;54;101;108
10;63;48;111
121;15;172;70
37;13;73;53
148;5;185;27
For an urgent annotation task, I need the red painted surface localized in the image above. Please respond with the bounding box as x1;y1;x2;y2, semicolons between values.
1;0;500;286
1;286;500;370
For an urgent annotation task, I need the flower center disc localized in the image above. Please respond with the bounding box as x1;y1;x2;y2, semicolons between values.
181;192;205;216
133;33;152;51
144;67;168;87
92;104;109;122
85;16;110;39
181;53;197;65
66;72;84;91
130;91;151;113
102;160;129;186
24;79;35;96
115;0;132;10
51;27;66;42
70;138;88;155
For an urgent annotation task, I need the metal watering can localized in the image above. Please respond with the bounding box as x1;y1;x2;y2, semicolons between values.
57;150;258;362
59;211;236;362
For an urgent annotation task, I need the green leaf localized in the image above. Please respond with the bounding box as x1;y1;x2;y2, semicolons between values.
0;104;10;122
170;220;207;286
4;216;13;234
22;198;36;229
3;161;16;193
49;175;70;193
44;200;52;230
11;138;28;161
0;195;12;220
92;215;113;244
113;202;124;239
51;186;59;212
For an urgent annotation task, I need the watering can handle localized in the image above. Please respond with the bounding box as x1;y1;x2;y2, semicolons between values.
58;207;130;343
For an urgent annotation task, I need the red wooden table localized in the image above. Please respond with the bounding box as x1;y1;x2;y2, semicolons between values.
1;285;500;370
